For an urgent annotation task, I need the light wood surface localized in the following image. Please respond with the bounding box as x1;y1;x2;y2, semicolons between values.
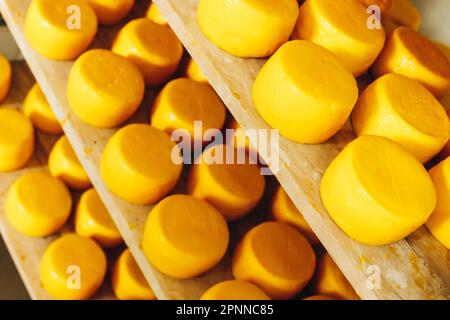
1;0;449;300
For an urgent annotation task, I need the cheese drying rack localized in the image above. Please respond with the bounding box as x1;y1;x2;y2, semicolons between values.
0;0;449;300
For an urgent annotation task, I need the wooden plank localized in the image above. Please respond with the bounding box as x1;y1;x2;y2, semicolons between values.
151;0;450;299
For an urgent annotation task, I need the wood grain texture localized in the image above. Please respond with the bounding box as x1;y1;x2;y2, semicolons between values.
0;63;114;300
152;0;450;299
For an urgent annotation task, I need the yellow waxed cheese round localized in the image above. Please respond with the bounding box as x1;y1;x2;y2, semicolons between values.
23;84;63;134
197;0;299;58
303;295;335;300
426;158;450;249
67;49;145;128
372;27;450;98
49;136;91;190
352;74;450;163
185;58;208;83
40;234;107;300
101;124;183;205
311;252;359;300
142;194;229;279
151;78;226;142
270;186;319;245
387;0;421;30
187;144;265;221
75;188;122;248
0;54;11;103
25;0;97;60
435;42;450;111
232;221;316;300
112;249;156;300
201;280;270;300
146;2;167;25
86;0;134;26
253;40;358;144
6;172;72;237
112;18;183;86
0;108;34;172
292;0;385;76
320;135;436;245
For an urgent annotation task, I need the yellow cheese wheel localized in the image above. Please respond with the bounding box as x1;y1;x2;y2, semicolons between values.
187;144;265;221
40;234;106;300
201;280;270;300
75;188;122;248
303;295;335;300
185;58;208;83
112;18;183;86
6;172;72;237
435;42;450;111
67;49;144;128
23;84;62;134
426;158;450;249
86;0;134;25
253;40;358;144
232;221;315;300
25;0;97;60
352;74;450;163
387;0;421;30
311;252;359;300
112;249;156;300
142;195;229;279
49;136;91;190
0;54;11;103
0;108;34;172
372;27;450;98
197;0;299;58
101;124;182;205
437;110;450;161
292;0;385;76
146;2;167;25
320;135;436;245
270;185;319;245
151;78;226;142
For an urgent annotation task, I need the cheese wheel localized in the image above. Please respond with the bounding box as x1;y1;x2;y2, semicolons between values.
86;0;134;25
320;135;436;245
292;0;385;76
6;172;72;237
426;158;450;249
303;295;335;300
67;49;144;128
40;234;106;300
112;18;183;86
372;27;450;98
352;74;450;163
270;186;319;245
437;110;450;161
387;0;420;30
435;42;450;111
185;58;208;83
187;144;265;221
146;2;167;25
0;54;11;103
101;124;182;205
49;136;91;190
311;252;359;300
0;108;34;172
232;221;315;300
112;249;156;300
142;195;229;279
197;0;299;58
253;40;358;144
25;0;97;60
75;188;122;248
201;280;270;300
23;84;62;134
151;78;226;142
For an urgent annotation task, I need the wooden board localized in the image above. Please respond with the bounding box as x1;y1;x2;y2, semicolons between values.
0;63;114;300
1;0;449;300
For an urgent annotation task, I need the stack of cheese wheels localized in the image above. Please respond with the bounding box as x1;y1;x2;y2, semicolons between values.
142;195;229;279
188;144;265;221
85;0;135;25
25;0;98;60
0;54;11;103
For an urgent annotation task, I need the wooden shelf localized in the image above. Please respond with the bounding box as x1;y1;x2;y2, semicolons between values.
1;0;449;300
